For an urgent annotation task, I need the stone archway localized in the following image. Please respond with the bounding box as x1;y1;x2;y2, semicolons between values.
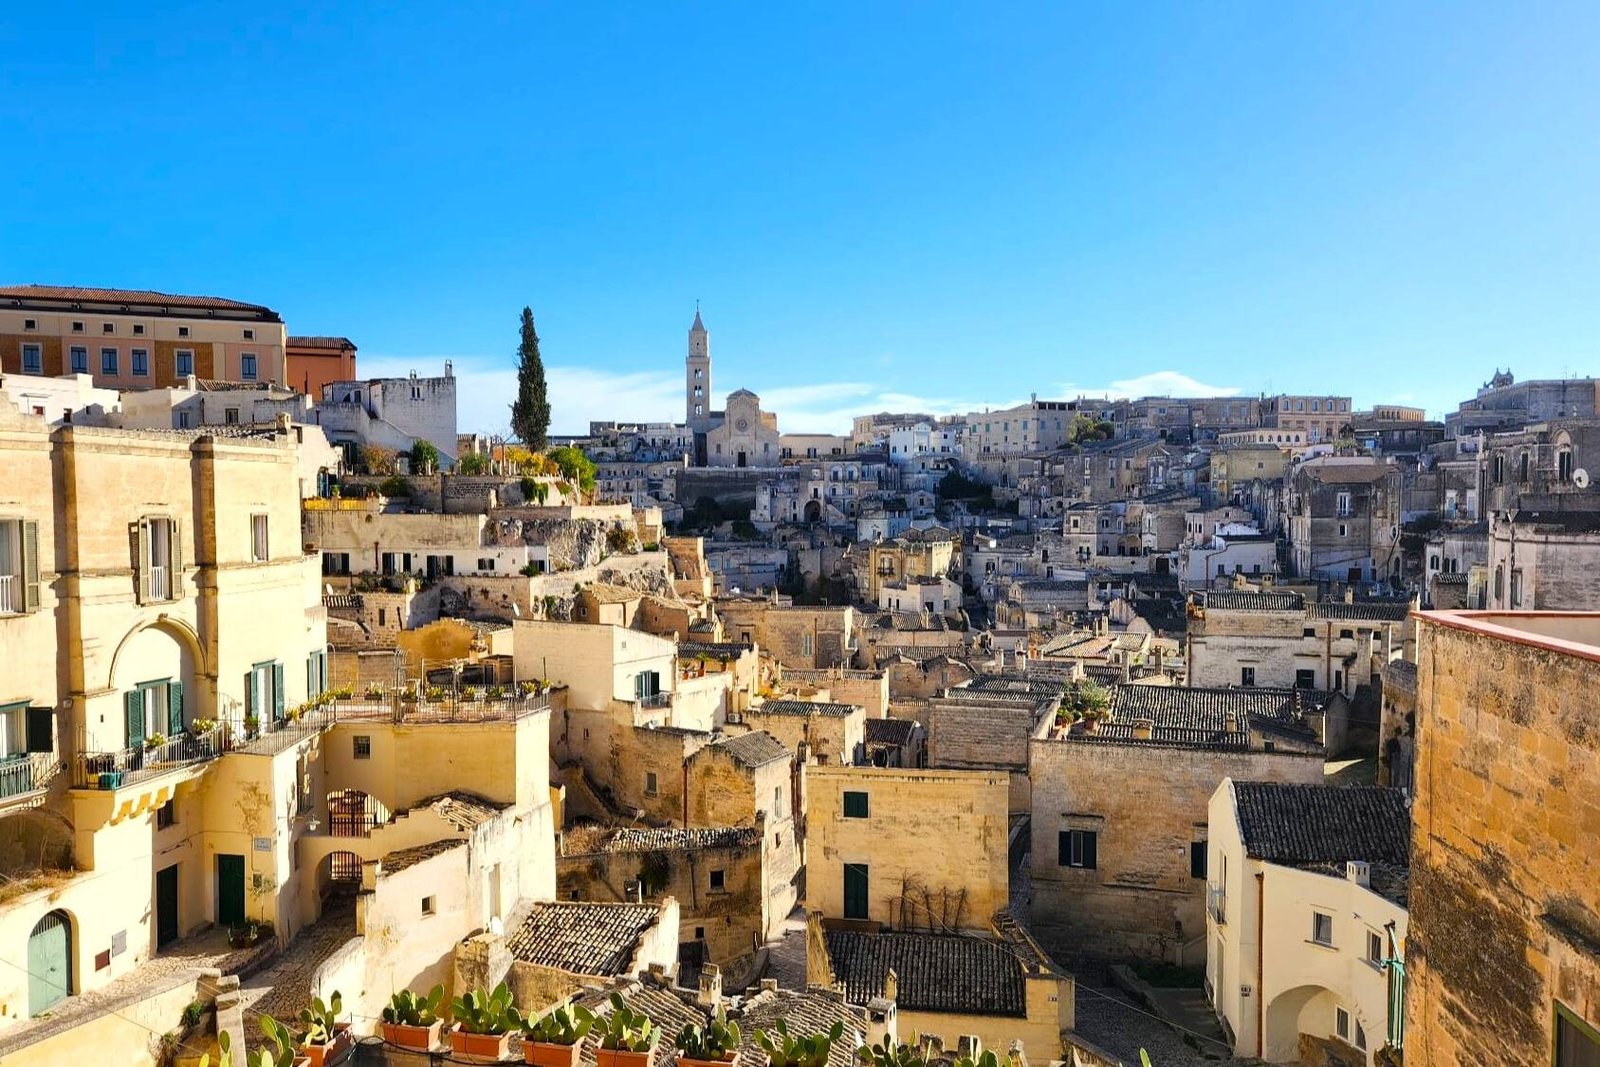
1263;983;1341;1062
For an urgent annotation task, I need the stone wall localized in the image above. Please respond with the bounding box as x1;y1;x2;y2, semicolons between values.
1404;615;1600;1067
1029;738;1323;961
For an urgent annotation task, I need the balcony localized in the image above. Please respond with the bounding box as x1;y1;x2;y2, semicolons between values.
0;753;58;808
0;574;14;614
72;725;228;790
639;691;672;709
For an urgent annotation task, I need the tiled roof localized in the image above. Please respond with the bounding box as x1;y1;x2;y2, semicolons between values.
0;284;279;317
1431;572;1469;586
1061;685;1332;750
1232;782;1411;866
583;582;645;603
752;700;861;718
714;730;790;767
416;791;507;830
864;718;919;746
1507;509;1600;534
381;839;463;874
287;335;356;350
591;826;761;853
1202;591;1305;612
824;928;1026;1017
678;641;752;659
506;902;661;975
1308;599;1412;622
964;675;1068;700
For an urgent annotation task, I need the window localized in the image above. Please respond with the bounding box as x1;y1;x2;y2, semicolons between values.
136;516;178;602
1511;569;1524;608
1295;669;1316;689
1556;1003;1600;1067
246;660;283;723
132;323;145;335
1339;628;1354;640
71;321;83;333
131;349;149;376
1338;524;1348;538
243;328;255;340
1190;841;1207;879
1058;829;1098;869
477;557;495;571
1313;911;1333;945
102;322;114;334
421;895;436;916
843;791;869;818
224;407;239;425
709;869;725;891
175;350;193;377
178;325;189;338
21;344;41;373
353;735;372;760
1495;565;1505;602
843;863;869;919
1366;929;1384;965
1560;450;1575;482
1335;1006;1350;1041
1303;627;1316;638
801;632;814;658
240;353;257;380
1336;491;1352;516
645;772;658;796
1241;666;1256;686
101;347;118;375
251;514;269;562
1355;1021;1367;1051
1520;451;1531;482
1494;454;1505;483
70;346;88;374
157;799;176;829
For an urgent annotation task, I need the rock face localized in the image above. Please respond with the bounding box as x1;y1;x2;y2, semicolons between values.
483;516;632;571
596;565;673;597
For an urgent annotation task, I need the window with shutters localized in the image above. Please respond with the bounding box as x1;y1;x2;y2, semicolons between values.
1059;829;1099;869
251;515;269;562
1190;840;1207;879
0;518;42;615
0;702;25;759
246;661;284;723
842;791;869;818
134;516;179;603
124;677;182;746
1555;1002;1600;1067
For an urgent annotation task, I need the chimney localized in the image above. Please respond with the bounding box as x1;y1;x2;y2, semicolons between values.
1346;860;1371;887
1132;719;1154;740
884;967;898;1005
697;965;722;1011
274;412;291;433
1344;584;1354;605
1224;709;1238;732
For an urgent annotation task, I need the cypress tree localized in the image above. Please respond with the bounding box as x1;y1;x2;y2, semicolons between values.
510;306;551;449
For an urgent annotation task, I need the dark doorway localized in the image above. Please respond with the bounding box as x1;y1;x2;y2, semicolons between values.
156;864;180;946
736;451;747;468
216;854;246;927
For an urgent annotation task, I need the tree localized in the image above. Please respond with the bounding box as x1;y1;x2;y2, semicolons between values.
457;452;490;476
409;439;440;474
547;445;597;496
510;306;551;449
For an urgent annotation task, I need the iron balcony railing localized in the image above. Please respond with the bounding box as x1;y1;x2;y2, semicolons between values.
0;574;15;614
639;691;672;709
148;564;170;601
0;752;58;801
73;725;228;789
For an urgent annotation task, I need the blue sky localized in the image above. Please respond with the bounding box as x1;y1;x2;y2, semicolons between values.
3;3;1599;433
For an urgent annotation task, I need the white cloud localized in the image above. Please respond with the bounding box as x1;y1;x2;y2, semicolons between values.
1057;370;1240;401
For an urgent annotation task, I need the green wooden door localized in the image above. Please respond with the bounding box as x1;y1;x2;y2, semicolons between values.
216;855;246;926
27;910;71;1016
156;864;180;946
843;863;869;920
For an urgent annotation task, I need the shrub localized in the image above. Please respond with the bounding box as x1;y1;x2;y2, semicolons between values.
597;992;657;1052
450;982;523;1036
360;445;398;476
378;475;412;498
457;452;490;476
408;439;440;474
525;1003;596;1046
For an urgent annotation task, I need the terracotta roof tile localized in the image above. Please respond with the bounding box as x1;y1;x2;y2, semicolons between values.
506;902;661;975
1232;782;1411;866
824;928;1027;1017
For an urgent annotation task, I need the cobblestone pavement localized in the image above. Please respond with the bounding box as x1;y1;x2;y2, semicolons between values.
761;906;808;990
237;900;359;1023
1074;978;1242;1067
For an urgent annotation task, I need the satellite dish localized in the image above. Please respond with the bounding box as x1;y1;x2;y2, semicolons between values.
1575;469;1591;489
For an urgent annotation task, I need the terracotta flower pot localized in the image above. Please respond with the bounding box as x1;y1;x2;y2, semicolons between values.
383;1019;444;1052
527;1040;585;1067
451;1027;513;1061
678;1055;738;1067
597;1048;657;1067
303;1025;355;1067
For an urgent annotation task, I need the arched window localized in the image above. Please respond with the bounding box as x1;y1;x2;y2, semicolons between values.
1493;455;1504;484
1519;451;1530;482
1559;449;1574;482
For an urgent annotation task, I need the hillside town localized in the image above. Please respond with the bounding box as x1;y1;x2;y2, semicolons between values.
0;285;1595;1067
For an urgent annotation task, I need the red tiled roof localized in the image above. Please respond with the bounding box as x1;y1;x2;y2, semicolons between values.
287;335;357;350
0;284;278;316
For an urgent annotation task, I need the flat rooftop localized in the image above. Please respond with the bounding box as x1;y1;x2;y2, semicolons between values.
1420;610;1600;660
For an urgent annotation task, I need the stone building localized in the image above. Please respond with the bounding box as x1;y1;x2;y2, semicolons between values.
1261;394;1353;444
1028;685;1326;961
1404;610;1600;1067
805;766;1010;929
315;365;459;469
1445;369;1600;437
1206;780;1410;1065
557;822;786;971
927;675;1063;812
862;526;960;604
1485;502;1600;611
1284;458;1404;583
705;389;781;469
735;699;866;767
715;599;857;669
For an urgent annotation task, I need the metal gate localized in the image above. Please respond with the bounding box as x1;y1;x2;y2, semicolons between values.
328;790;380;837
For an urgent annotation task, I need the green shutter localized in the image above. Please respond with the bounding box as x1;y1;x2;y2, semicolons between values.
168;681;184;735
25;707;52;754
125;689;145;746
246;670;259;718
272;663;285;721
21;521;40;612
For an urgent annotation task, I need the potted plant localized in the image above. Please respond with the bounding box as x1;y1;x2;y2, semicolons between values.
253;1016;303;1067
243;715;261;739
298;991;352;1067
450;981;524;1060
365;685;384;700
675;1009;742;1067
596;992;658;1067
145;732;167;751
191;717;218;736
382;984;445;1052
757;1021;842;1067
523;1002;596;1067
856;1036;936;1067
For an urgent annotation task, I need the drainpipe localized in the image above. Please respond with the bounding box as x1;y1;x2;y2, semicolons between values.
682;762;690;827
1256;870;1266;1058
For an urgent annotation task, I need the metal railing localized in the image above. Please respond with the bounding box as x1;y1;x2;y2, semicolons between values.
229;705;338;756
148;565;170;601
0;574;14;614
0;753;57;800
335;690;551;725
73;725;227;789
639;691;672;709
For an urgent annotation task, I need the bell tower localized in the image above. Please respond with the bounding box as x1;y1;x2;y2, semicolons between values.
686;305;711;431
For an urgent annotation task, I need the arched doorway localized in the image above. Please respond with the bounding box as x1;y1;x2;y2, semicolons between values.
804;500;822;524
1263;983;1341;1061
28;910;72;1016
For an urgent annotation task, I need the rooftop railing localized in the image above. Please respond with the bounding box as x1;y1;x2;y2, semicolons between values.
73;725;228;790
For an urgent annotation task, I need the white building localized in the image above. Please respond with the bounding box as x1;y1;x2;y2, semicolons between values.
316;365;459;468
1176;524;1278;589
877;575;961;614
1207;779;1410;1065
0;371;119;425
886;421;959;464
